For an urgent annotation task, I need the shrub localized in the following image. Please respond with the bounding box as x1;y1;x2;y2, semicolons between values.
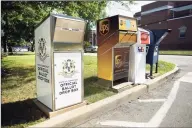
84;41;91;48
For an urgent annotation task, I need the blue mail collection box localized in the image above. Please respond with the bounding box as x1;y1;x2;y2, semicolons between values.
146;29;171;76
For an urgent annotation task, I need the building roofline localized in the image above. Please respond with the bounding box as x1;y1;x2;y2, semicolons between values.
141;5;173;16
167;14;192;21
170;4;192;12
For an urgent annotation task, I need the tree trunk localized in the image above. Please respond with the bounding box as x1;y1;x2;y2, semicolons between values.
31;38;35;52
3;11;8;53
3;36;7;53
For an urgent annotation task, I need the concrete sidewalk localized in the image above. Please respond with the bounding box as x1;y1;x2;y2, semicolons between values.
29;66;179;128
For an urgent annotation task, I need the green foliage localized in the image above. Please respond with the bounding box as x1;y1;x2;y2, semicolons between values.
1;1;136;50
108;1;136;12
84;41;91;48
2;2;47;43
1;1;107;48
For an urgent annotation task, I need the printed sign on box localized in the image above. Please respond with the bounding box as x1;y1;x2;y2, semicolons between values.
54;52;82;110
99;19;110;36
141;32;150;45
119;17;137;31
113;47;130;81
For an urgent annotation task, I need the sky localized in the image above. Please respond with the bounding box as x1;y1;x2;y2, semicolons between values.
106;1;155;17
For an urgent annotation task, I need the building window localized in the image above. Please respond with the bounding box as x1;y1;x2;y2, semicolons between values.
137;20;141;26
178;26;187;38
169;10;175;19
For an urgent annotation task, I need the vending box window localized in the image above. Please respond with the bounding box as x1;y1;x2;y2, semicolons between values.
35;14;86;113
129;28;150;84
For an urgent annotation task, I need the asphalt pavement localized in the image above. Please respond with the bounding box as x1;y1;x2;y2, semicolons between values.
77;55;192;127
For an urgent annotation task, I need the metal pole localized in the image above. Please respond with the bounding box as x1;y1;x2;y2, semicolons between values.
150;64;153;76
92;30;93;46
155;62;158;73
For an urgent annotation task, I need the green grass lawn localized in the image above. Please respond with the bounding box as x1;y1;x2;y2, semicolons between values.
1;54;175;128
159;50;192;56
1;55;114;128
146;60;175;75
83;56;115;103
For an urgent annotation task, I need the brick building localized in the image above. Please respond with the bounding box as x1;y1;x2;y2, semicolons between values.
134;1;192;50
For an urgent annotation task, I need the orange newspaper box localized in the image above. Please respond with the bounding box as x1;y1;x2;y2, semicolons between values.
97;15;138;88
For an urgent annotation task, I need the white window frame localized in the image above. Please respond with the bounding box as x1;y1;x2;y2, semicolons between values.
141;5;173;16
178;26;187;39
170;4;192;12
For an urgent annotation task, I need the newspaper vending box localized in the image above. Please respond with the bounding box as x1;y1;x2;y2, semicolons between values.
97;15;138;88
129;28;150;84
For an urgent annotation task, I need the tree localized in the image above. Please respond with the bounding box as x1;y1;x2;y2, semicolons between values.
1;2;13;53
116;1;136;11
1;1;107;52
1;1;49;52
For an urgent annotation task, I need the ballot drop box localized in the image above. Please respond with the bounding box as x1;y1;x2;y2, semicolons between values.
97;15;137;88
35;14;86;113
129;28;150;84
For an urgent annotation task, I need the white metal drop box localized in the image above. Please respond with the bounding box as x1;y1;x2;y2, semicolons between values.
35;14;86;111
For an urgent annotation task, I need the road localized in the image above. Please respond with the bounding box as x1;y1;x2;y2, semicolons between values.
77;55;192;127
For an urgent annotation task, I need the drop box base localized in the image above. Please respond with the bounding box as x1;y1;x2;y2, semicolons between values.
33;99;87;118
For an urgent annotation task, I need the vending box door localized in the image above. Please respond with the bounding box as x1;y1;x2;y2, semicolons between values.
53;18;86;43
135;45;146;83
119;32;137;44
53;52;83;110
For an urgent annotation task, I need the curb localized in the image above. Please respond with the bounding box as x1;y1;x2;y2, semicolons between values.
146;66;179;90
29;66;179;128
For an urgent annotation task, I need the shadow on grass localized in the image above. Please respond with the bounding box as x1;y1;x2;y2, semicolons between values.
1;77;113;127
1;98;47;127
84;76;100;97
84;76;98;86
1;66;36;90
84;76;114;97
